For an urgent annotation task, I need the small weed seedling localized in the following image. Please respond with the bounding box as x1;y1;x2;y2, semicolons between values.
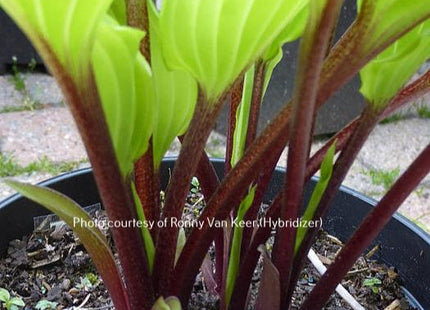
380;114;406;124
6;57;41;112
190;177;200;194
0;153;87;177
9;56;25;92
76;273;100;291
366;168;401;191
35;300;58;310
0;288;25;310
363;278;382;294
417;104;430;118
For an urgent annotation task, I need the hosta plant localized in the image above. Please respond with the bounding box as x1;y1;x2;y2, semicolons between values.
1;0;430;309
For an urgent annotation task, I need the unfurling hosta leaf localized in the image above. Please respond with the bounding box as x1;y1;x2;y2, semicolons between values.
0;0;112;83
357;0;430;55
230;0;308;166
261;0;308;93
359;19;430;106
151;296;182;310
263;1;309;62
1;0;155;176
295;142;336;254
92;19;154;175
108;0;127;25
159;0;310;102
148;1;198;167
4;180;128;310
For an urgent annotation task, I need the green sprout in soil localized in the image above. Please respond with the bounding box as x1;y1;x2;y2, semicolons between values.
363;277;382;294
76;273;100;291
190;177;200;194
35;300;58;310
0;288;25;310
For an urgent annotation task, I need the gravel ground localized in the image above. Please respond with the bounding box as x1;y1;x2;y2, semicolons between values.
0;73;429;232
278;117;430;231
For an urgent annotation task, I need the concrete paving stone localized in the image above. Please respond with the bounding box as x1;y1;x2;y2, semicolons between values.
0;107;86;165
24;73;64;104
278;118;430;231
0;73;63;110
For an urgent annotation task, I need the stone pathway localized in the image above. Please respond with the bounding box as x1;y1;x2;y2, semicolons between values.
1;73;429;232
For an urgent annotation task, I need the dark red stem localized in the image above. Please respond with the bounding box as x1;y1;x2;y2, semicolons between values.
153;91;225;295
126;0;150;62
309;67;430;178
50;64;154;309
286;104;382;306
225;76;245;174
171;101;292;302
228;193;282;310
229;67;430;309
301;143;430;310
272;3;343;306
135;140;160;237
170;7;430;303
245;60;265;149
219;76;244;292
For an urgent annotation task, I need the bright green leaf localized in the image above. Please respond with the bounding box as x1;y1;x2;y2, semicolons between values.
357;0;430;54
231;66;255;167
295;142;336;254
165;297;182;310
0;0;153;177
231;2;308;163
108;0;127;25
363;277;382;287
35;300;58;310
262;48;284;96
148;1;198;167
92;19;154;175
0;0;112;83
151;296;182;310
225;185;257;306
360;19;430;106
131;182;155;272
0;288;10;302
159;0;311;102
231;8;304;167
262;1;309;62
9;298;25;307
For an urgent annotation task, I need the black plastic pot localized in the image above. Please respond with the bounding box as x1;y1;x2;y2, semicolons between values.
1;158;429;308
